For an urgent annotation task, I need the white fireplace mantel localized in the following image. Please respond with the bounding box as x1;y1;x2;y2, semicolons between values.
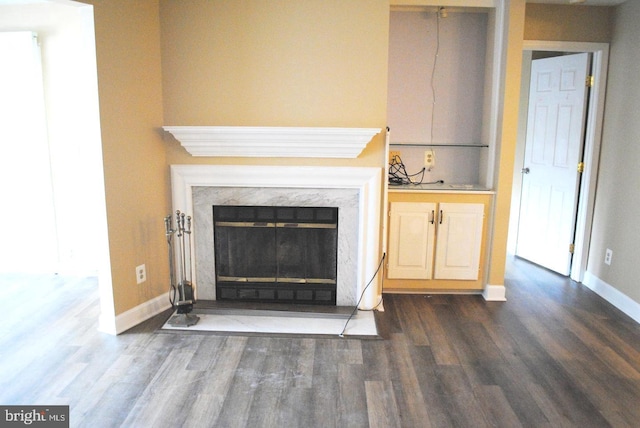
163;126;381;158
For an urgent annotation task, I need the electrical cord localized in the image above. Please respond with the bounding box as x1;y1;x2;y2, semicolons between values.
339;253;386;337
388;154;444;186
389;154;425;185
169;284;178;308
430;8;441;144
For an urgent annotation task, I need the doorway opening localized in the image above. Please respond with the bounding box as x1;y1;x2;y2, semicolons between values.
0;1;112;328
508;41;610;282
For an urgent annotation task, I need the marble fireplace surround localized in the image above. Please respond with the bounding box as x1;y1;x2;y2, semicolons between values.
170;164;382;309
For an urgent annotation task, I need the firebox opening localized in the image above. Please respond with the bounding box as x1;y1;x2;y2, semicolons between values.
213;205;338;305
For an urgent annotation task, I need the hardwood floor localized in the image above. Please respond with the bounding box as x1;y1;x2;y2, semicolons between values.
1;257;640;427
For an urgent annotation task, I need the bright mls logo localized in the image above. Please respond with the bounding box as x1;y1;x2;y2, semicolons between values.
1;406;68;427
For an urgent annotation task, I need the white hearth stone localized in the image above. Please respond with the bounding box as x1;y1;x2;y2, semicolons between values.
161;310;378;337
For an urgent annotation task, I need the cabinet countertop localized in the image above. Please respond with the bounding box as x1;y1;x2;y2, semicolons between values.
388;182;495;194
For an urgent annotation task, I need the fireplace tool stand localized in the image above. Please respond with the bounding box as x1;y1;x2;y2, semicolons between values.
165;210;199;327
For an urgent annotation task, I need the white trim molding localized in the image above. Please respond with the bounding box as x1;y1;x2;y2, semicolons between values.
163;126;381;158
101;292;172;335
583;272;640;325
482;284;506;301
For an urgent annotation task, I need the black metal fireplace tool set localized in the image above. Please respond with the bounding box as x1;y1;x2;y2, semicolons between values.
164;210;199;327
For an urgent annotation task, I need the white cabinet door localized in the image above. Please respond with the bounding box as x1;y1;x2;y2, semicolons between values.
388;202;436;279
434;203;484;280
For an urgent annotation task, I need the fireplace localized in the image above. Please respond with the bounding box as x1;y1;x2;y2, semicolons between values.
170;164;382;309
213;205;339;304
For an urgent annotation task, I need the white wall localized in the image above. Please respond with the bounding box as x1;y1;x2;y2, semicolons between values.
387;10;488;185
586;0;640;306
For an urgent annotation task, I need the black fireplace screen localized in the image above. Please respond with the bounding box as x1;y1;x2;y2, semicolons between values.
213;205;338;304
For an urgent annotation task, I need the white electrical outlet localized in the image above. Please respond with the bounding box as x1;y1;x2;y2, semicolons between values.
604;249;612;266
136;264;147;284
424;149;435;169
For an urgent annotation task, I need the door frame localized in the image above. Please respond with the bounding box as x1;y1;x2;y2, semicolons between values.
508;40;609;283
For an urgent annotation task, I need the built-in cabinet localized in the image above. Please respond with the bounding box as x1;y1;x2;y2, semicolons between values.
385;190;492;292
383;0;507;296
389;201;484;280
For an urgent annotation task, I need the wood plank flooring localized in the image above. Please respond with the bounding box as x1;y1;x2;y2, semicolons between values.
1;256;640;427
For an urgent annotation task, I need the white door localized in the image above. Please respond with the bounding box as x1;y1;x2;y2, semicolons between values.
434;203;484;280
388;202;436;279
516;53;590;275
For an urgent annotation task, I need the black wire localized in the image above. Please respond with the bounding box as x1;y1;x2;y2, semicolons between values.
339;252;386;337
388;154;444;186
170;284;177;308
389;154;424;185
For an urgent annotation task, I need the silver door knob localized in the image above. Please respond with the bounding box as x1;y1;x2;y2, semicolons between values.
521;167;530;174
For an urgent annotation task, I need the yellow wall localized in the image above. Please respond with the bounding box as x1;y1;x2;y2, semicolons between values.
82;0;170;316
84;0;390;318
0;0;613;322
160;0;390;170
487;0;526;288
161;0;388;128
82;0;529;319
525;4;613;42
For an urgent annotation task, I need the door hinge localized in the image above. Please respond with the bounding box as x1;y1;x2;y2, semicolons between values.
577;162;585;173
586;75;594;87
569;243;575;254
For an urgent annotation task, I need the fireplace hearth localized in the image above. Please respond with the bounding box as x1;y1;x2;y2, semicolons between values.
213;205;339;304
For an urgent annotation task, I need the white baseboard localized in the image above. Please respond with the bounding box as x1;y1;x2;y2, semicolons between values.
483;284;507;301
100;292;172;335
98;312;117;335
583;272;640;325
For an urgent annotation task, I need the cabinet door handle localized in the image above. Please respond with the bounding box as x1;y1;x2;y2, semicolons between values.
430;210;435;224
439;210;443;224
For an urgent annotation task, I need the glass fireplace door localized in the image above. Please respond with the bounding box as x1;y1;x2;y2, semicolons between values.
213;206;338;304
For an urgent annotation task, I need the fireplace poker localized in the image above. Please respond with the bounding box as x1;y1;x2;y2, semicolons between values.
177;211;187;283
164;215;176;294
185;214;192;283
